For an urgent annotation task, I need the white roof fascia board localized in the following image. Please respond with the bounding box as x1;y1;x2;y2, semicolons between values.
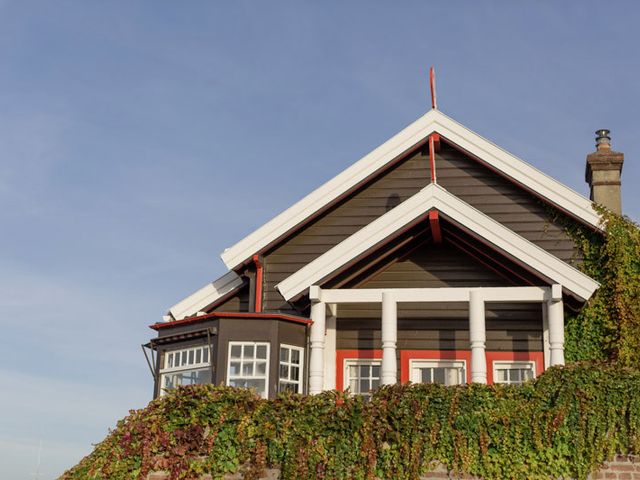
276;184;599;302
221;110;600;270
167;270;244;321
220;111;438;269
430;112;601;228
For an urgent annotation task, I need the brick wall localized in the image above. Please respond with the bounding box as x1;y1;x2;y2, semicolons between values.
147;454;639;480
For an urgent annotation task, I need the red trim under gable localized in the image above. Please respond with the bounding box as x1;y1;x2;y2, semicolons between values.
400;350;472;384
150;312;312;330
486;351;544;384
428;210;442;244
336;349;382;391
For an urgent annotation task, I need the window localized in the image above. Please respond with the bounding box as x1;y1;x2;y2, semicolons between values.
278;345;304;393
493;361;535;385
227;342;270;398
160;345;211;394
409;359;466;386
344;359;381;397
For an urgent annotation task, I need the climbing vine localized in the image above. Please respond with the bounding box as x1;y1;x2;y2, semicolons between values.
61;363;640;480
562;208;640;367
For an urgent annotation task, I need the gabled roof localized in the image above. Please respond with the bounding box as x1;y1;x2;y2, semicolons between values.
167;270;244;321
221;109;601;270
275;184;599;302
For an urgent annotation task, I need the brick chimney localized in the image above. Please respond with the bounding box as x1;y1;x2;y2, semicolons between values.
585;129;624;214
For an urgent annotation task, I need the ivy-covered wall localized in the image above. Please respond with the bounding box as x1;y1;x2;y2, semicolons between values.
563;210;640;367
61;363;639;480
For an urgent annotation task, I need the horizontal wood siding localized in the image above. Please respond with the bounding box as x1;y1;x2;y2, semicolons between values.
210;285;250;313
263;151;430;312
436;143;579;264
336;312;543;352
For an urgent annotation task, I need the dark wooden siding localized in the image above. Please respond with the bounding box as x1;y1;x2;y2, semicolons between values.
335;242;543;352
216;318;307;398
336;314;543;352
436;142;579;264
263;150;430;312
260;139;583;313
210;284;250;313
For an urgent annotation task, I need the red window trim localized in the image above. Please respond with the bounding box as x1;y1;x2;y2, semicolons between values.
336;349;382;391
486;351;544;384
337;349;545;388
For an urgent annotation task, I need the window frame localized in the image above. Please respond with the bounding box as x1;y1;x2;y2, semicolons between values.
226;341;271;398
344;358;382;397
492;360;536;385
408;358;467;386
278;344;305;394
159;345;212;395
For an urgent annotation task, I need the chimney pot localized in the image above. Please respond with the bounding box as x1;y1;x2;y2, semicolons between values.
595;129;611;150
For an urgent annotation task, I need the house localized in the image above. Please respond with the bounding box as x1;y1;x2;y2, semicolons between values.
144;97;624;399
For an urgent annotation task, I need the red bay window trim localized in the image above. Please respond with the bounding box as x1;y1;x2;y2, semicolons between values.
486;351;544;384
150;312;312;330
336;349;382;391
400;350;472;384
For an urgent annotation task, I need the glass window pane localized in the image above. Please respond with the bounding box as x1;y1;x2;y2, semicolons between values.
256;361;266;376
244;345;255;359
196;349;201;364
181;351;188;365
359;379;369;394
230;345;242;359
524;369;534;380
371;365;380;378
243;362;254;376
433;368;446;384
371;378;380;390
167;353;173;368
361;365;370;377
280;347;288;362
279;364;289;379
291;349;300;364
229;362;241;376
291;366;299;381
421;369;432;384
256;345;267;359
203;348;209;363
349;379;358;393
188;350;195;365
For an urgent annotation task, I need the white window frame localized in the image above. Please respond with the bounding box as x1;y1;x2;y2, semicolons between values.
492;360;536;385
278;344;304;393
226;341;270;398
344;359;382;397
159;345;212;395
409;359;467;386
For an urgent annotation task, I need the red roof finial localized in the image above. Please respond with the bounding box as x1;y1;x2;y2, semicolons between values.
429;67;437;110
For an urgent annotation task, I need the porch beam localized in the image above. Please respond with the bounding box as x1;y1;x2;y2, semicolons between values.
318;286;550;304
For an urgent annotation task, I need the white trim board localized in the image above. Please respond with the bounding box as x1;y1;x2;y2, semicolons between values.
167;270;244;321
221;109;600;270
275;184;599;302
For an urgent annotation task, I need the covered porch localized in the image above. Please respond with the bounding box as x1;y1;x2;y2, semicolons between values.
308;284;565;394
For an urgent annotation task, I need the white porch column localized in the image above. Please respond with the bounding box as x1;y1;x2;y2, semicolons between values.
469;289;487;384
381;291;397;385
323;304;337;390
309;286;326;395
548;284;565;366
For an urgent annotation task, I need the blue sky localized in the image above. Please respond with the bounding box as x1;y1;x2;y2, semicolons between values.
0;1;638;478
